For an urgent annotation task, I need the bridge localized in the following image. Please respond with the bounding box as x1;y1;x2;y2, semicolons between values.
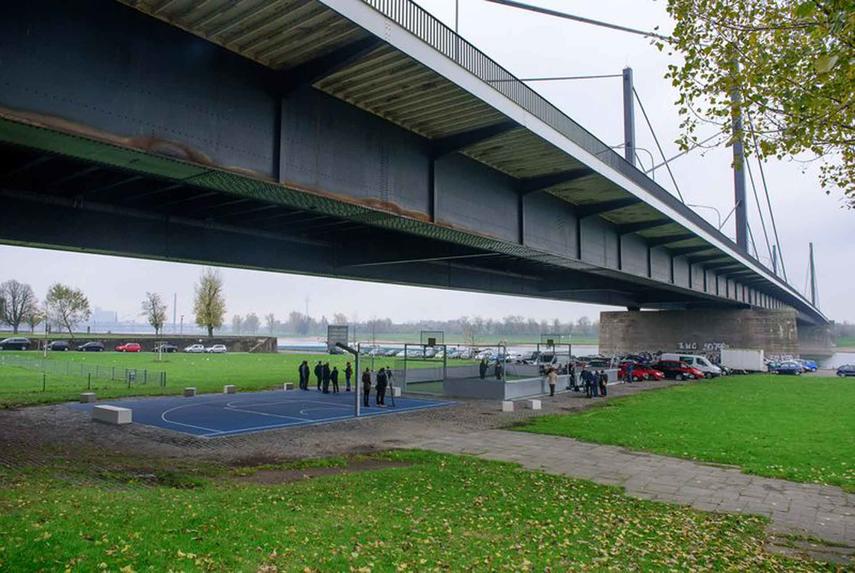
0;0;829;352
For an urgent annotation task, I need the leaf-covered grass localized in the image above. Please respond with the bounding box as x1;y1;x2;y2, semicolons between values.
0;451;833;572
518;374;855;491
0;351;454;407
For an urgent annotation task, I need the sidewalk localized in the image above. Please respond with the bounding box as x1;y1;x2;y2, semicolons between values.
410;429;855;563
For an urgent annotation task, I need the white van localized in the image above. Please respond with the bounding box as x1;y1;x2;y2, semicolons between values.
660;354;721;378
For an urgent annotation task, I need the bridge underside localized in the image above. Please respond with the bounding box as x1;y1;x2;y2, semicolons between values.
0;0;826;325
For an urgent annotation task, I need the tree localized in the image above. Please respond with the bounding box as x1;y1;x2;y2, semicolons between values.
193;268;226;337
140;292;168;336
265;313;276;335
45;283;91;338
244;312;260;334
332;313;348;325
24;307;45;334
663;0;854;204
231;314;243;335
0;280;38;334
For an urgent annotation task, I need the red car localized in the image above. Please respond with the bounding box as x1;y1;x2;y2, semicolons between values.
651;360;704;380
618;362;665;381
115;342;142;353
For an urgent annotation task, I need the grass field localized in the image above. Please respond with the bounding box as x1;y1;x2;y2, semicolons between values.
835;336;855;348
518;374;855;491
0;450;829;572
0;351;449;408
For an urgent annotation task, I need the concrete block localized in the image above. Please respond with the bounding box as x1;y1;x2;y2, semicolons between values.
391;386;402;397
92;405;132;425
501;400;514;412
79;392;96;403
223;385;236;394
283;382;294;390
528;399;542;410
183;387;196;397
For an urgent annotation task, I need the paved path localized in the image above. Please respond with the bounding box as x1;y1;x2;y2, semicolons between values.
411;430;855;563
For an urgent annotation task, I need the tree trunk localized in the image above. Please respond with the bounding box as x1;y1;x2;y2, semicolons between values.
12;325;18;334
207;325;213;337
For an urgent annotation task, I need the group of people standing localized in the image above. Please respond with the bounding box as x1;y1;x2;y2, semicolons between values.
298;360;354;393
478;358;504;380
296;360;392;408
578;368;608;398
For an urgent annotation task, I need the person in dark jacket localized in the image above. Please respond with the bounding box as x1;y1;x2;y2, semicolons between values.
298;360;310;390
590;368;599;397
582;369;593;398
598;370;608;397
314;361;323;391
479;359;488;380
322;362;331;394
362;368;372;407
345;362;353;391
375;367;388;407
331;366;340;393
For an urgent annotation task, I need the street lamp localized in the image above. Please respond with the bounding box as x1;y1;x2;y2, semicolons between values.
688;203;723;229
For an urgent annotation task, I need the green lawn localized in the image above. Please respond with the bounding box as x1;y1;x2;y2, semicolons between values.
518;374;855;491
835;336;855;347
0;451;830;572
0;351;472;407
0;352;356;407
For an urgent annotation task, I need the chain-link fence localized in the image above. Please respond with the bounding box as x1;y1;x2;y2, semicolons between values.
0;354;167;391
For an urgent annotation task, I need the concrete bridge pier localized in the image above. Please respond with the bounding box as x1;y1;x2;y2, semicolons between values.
599;309;803;357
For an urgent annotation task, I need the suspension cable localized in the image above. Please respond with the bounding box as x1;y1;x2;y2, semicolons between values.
744;154;775;265
745;112;788;282
483;0;672;41
633;87;685;202
645;130;727;174
489;74;623;83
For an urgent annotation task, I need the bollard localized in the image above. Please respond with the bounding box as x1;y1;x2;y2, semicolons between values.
88;373;92;390
183;387;197;397
42;373;46;392
223;385;236;394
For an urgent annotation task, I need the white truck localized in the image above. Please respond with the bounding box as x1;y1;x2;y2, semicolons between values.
720;348;765;373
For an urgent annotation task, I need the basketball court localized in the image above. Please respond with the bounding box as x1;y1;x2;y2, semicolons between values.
70;390;451;438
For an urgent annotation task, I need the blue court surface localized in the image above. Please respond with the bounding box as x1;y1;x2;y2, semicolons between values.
69;390;451;438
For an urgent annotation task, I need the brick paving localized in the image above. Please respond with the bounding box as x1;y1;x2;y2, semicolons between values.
409;429;855;563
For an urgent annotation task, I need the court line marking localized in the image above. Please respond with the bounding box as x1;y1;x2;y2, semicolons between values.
159;403;226;434
221;406;309;421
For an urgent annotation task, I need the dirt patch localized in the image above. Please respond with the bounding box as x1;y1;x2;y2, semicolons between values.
236;459;411;485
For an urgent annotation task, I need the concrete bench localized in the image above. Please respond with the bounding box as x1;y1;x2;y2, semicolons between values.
283;382;294;391
528;399;542;410
79;392;96;403
92;405;132;425
391;386;402;397
223;385;236;394
501;400;514;412
183;387;196;397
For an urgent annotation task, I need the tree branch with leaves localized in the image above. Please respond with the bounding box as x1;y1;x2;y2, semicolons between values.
662;0;854;204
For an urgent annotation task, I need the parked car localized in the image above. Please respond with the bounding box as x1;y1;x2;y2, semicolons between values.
0;337;32;350
836;364;855;377
115;342;142;353
659;353;722;378
153;343;178;353
618;362;665;381
184;344;206;353
651;360;704;380
77;341;105;352
775;361;803;375
206;344;228;354
47;340;71;351
794;358;818;372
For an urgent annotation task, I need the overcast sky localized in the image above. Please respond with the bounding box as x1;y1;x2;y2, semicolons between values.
0;0;851;324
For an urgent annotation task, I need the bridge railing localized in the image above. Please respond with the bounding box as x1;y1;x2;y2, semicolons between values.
359;0;743;258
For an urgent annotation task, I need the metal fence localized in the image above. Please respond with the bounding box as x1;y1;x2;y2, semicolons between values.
0;354;167;390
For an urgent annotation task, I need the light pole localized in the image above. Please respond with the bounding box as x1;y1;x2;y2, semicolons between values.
688;203;723;229
180;314;184;336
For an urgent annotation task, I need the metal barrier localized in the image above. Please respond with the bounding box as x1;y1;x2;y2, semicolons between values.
0;354;167;390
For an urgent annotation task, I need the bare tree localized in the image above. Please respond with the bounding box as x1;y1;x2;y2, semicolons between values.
141;292;168;336
193;268;226;337
45;283;91;338
0;280;38;334
332;313;348;325
231;314;243;335
244;312;260;334
264;313;276;335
